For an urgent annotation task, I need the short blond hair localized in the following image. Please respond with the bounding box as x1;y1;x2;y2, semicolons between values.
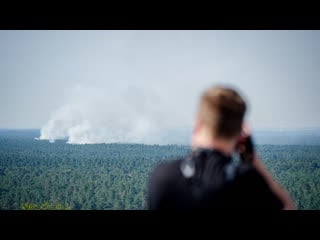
198;86;246;139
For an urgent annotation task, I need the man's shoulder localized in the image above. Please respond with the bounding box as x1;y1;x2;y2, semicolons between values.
235;163;265;184
152;159;184;176
150;158;184;184
233;163;283;208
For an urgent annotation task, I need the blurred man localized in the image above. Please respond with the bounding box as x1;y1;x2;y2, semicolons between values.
148;86;295;209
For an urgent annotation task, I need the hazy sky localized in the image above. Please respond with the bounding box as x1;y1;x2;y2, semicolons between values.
1;30;320;132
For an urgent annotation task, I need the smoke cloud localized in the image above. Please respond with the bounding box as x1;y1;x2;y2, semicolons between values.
39;84;191;144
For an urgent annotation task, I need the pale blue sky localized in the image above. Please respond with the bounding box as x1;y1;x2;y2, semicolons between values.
1;30;320;130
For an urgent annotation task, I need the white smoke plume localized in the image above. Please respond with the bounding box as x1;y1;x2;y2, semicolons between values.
39;84;191;144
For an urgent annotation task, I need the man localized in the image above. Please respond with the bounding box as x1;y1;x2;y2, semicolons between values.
148;86;295;210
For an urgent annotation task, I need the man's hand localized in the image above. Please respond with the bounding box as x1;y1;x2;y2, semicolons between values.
236;124;255;163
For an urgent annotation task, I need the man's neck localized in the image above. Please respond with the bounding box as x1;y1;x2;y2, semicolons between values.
191;133;236;157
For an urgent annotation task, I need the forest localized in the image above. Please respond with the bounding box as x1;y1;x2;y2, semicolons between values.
1;130;320;210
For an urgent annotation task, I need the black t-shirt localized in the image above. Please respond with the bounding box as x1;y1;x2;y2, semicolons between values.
148;149;283;210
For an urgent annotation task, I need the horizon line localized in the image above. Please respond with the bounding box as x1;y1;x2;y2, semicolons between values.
1;127;320;131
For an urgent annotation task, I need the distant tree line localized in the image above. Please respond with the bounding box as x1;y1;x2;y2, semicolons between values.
0;134;320;210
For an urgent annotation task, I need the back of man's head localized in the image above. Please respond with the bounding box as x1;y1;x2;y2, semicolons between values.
198;86;246;140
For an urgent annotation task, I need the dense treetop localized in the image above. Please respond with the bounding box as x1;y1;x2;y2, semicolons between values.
1;130;319;209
